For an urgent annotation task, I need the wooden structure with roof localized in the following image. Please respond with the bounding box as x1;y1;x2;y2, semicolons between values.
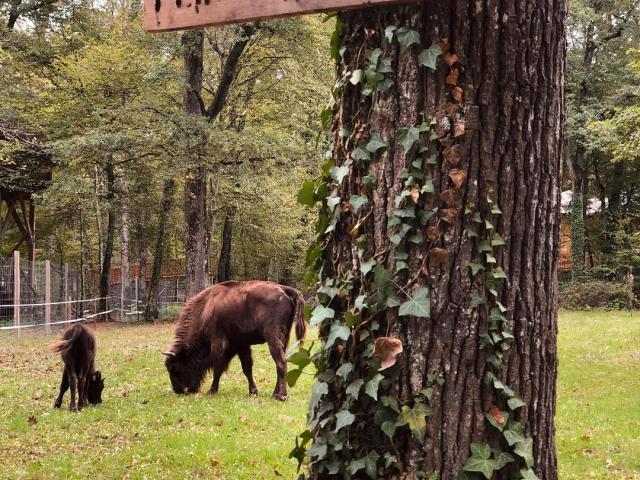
0;119;53;263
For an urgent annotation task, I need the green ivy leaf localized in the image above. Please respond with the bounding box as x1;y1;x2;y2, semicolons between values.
297;181;316;207
492;449;515;469
288;349;311;368
326;322;350;349
360;258;377;276
491;233;506;246
350;195;369;213
422;179;435;193
508;396;526;410
334;410;355;432
330;165;349;183
348;451;379;477
395;402;431;444
309;381;328;414
350;69;364;85
381;420;397;438
492;267;507;279
520;468;540;480
365;373;385;400
514;438;534;468
346;378;364;400
396;27;421;51
366;133;387;153
286;368;303;387
470;293;485;309
417;43;443;70
307;441;327;460
336;362;353;380
384;25;397;43
469;262;484;276
462;443;498;479
362;175;376;189
503;424;526;446
399;287;430;318
310;305;335;326
397;127;420;153
351;147;372;162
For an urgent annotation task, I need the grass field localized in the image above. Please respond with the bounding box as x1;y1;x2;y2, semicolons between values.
0;311;638;479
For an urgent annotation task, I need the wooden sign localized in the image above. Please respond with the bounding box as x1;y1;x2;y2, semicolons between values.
144;0;415;32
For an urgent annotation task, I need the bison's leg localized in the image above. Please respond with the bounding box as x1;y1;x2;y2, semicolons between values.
238;347;258;396
53;370;69;408
267;340;288;401
210;345;235;395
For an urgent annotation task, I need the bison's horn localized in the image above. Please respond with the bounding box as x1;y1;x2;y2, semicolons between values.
161;351;176;357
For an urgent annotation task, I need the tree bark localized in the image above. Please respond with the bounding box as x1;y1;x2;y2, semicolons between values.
311;3;565;479
145;178;175;322
98;161;116;320
217;205;236;282
119;171;131;302
182;29;210;299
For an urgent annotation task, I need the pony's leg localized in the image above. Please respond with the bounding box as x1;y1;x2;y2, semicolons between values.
53;369;69;408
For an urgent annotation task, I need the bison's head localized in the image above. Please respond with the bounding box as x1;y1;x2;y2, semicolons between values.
163;348;205;395
87;371;104;405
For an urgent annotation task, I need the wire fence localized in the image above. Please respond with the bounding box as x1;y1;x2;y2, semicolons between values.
0;252;189;340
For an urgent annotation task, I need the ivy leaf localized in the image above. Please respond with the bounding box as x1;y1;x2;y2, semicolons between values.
351;147;371;162
503;424;526;446
350;69;364;85
397;127;420;153
399;287;430;318
372;337;403;370
286;368;302;387
514;438;534;468
384;25;397;43
309;382;328;414
417;43;443;70
492;450;515;469
462;443;498;479
492;267;507;279
346;378;364;400
326;322;350;349
330;165;349;183
366;133;387;153
395;402;431;444
360;258;377;276
336;362;353;380
349;195;369;213
469;262;484;276
520;468;540;480
422;179;435;193
297;181;316;206
491;233;506;246
508;396;526;410
470;293;485;309
334;410;355;432
381;420;397;438
396;27;421;51
348;452;379;478
310;305;335;326
365;373;385;400
288;349;311;368
307;441;327;460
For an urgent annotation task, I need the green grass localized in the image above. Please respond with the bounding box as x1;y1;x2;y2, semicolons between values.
556;311;640;479
0;312;638;479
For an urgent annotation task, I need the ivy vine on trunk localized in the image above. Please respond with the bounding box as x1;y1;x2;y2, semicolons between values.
291;3;565;480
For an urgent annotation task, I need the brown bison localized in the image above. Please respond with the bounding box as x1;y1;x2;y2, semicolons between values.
52;323;104;411
163;281;306;401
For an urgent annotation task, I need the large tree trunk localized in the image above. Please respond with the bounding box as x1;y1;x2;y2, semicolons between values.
308;3;565;480
182;30;210;299
145;178;175;322
217;205;236;282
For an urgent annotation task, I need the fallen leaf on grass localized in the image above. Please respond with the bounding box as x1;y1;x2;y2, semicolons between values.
28;415;37;426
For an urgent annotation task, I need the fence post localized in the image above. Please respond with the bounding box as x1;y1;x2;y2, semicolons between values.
120;276;124;322
134;277;139;321
64;263;69;322
13;251;21;338
45;260;51;334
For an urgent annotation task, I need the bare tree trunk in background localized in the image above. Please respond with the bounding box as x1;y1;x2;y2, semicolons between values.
119;171;130;302
145;178;176;322
311;2;565;479
217;205;236;282
182;29;209;300
99;161;116;320
94;164;104;268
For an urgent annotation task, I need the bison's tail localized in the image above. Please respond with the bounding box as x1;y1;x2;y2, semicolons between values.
284;287;306;342
50;324;80;353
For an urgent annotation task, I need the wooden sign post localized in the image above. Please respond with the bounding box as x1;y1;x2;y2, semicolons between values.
144;0;415;32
